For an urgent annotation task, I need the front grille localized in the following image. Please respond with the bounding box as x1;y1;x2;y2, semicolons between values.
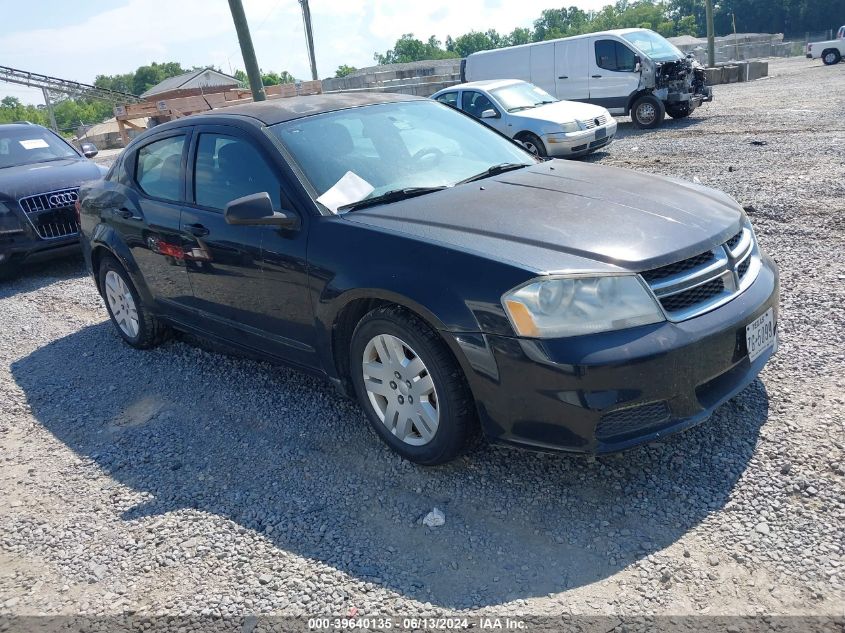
640;227;759;321
725;229;743;250
641;250;715;282
18;188;80;240
597;401;671;440
581;114;608;129
660;277;725;312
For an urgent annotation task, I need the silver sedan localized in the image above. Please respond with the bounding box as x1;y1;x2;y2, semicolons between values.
431;79;617;158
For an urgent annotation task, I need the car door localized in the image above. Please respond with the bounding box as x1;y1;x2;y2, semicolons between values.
554;38;590;100
183;124;317;367
460;90;507;134
588;37;642;112
122;130;195;314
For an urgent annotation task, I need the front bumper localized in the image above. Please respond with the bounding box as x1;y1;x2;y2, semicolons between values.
544;119;618;157
449;254;779;453
0;232;79;269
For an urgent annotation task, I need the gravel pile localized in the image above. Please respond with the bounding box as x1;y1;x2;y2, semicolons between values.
0;56;842;620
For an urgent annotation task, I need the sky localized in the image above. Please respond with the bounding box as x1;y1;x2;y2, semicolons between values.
1;0;610;106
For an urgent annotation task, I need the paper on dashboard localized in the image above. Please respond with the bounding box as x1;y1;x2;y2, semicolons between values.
316;171;374;213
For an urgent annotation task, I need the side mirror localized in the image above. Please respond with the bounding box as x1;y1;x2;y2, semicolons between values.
80;142;98;158
633;55;642;72
224;192;299;229
480;108;499;119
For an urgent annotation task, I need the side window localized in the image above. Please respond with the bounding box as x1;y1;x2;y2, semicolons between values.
435;92;458;109
193;133;282;211
135;135;186;202
461;91;497;118
595;40;637;72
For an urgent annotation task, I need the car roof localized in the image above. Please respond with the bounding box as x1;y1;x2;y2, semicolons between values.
0;122;50;132
435;79;524;93
196;91;426;126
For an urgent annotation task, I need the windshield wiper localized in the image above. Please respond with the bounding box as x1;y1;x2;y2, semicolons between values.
456;162;529;185
337;186;448;212
508;105;536;112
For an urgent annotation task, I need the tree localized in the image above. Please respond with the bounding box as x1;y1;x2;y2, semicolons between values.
131;61;186;95
335;64;358;78
374;34;458;64
0;96;49;126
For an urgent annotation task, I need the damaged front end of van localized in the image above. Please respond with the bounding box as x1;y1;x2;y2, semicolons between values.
637;53;713;119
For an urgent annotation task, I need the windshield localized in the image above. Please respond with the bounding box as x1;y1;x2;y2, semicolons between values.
270;100;535;211
0;127;78;169
490;82;557;112
621;29;684;62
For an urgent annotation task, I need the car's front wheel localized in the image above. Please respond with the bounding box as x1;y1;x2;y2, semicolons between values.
822;49;841;65
516;132;547;158
349;306;476;465
631;95;666;129
98;255;169;349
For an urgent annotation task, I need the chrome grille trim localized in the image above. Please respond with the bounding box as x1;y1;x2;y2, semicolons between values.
17;187;80;240
640;227;761;322
580;114;608;129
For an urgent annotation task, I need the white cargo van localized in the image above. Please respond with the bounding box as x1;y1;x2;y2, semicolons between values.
463;28;713;129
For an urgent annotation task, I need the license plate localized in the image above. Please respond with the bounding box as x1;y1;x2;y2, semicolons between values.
595;127;607;140
746;307;775;362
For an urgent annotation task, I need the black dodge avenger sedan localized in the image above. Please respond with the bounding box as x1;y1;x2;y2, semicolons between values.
78;93;778;464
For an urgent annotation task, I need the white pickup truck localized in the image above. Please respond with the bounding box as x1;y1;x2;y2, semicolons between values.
806;26;845;65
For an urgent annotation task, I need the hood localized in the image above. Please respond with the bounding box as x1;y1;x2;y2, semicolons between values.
344;161;743;274
0;158;104;202
511;100;610;125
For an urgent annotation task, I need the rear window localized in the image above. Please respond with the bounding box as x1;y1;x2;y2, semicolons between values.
135;135;186;202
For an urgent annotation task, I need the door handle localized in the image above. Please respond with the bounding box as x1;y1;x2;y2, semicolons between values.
591;74;602;78
114;207;135;219
185;223;209;237
558;75;568;79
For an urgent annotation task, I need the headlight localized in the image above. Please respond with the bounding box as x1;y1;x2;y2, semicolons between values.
502;275;665;338
559;121;580;133
0;201;24;235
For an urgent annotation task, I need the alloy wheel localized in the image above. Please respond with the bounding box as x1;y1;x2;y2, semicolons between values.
361;333;439;446
104;270;139;338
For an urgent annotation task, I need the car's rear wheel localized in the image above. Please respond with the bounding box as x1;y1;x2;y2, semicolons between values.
631;95;666;129
516;133;547;158
349;305;476;465
98;255;169;349
822;49;841;65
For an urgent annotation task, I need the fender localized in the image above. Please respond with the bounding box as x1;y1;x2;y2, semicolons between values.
306;216;530;385
88;223;156;309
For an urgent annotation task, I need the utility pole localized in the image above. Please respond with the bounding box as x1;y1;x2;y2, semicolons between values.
41;88;58;132
300;0;319;80
227;0;266;101
705;0;716;67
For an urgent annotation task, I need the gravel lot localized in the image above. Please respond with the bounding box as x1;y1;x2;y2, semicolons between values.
1;56;843;623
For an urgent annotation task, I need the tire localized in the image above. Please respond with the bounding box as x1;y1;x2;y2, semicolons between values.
349;305;476;465
98;255;169;349
631;95;666;129
516;132;547;158
666;105;691;119
822;49;841;65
